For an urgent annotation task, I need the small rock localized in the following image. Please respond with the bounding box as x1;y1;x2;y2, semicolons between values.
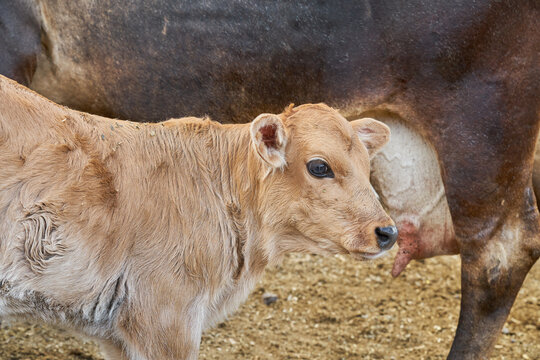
502;327;510;334
262;292;278;305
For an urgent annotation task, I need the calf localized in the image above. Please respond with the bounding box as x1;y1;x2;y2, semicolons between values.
0;75;395;359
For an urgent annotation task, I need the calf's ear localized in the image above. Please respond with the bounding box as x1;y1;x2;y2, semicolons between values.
350;118;390;158
250;113;288;169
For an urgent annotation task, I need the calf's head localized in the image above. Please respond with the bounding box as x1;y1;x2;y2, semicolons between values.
250;104;396;259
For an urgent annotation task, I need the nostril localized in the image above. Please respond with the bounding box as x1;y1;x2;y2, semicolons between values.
375;226;398;250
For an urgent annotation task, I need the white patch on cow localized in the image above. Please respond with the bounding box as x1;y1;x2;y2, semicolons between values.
493;241;509;271
486;223;519;272
162;16;169;35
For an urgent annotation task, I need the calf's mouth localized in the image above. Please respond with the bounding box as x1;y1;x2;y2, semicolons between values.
348;249;389;261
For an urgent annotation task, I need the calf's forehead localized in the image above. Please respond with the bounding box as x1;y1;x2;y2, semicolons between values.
288;109;354;147
286;108;367;161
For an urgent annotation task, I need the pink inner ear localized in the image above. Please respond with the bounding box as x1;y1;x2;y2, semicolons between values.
259;124;278;149
358;127;375;134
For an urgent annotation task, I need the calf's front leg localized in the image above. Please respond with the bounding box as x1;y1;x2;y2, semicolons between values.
113;291;206;360
99;340;129;360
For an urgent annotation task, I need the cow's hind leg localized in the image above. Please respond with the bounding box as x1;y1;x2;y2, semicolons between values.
449;191;540;359
422;77;540;359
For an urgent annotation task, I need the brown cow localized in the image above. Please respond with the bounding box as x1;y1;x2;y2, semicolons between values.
0;75;396;359
1;1;539;358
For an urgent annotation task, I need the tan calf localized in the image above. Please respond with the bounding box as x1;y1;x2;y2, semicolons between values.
0;75;395;360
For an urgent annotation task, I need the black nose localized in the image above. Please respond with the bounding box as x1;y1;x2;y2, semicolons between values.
375;226;398;250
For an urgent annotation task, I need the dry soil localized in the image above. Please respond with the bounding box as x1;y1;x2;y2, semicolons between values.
0;250;538;360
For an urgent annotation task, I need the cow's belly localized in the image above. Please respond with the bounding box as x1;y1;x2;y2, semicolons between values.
369;114;458;276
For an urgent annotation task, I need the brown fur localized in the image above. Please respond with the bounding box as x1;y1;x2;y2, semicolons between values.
0;75;393;360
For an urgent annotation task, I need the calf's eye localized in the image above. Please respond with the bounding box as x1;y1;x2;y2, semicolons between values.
307;159;335;178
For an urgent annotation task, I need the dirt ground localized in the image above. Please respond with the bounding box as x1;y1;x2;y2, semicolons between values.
0;250;538;360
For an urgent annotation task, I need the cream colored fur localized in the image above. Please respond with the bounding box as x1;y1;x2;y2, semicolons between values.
0;75;393;359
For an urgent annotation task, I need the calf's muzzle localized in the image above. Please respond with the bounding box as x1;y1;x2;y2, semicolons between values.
375;226;398;250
